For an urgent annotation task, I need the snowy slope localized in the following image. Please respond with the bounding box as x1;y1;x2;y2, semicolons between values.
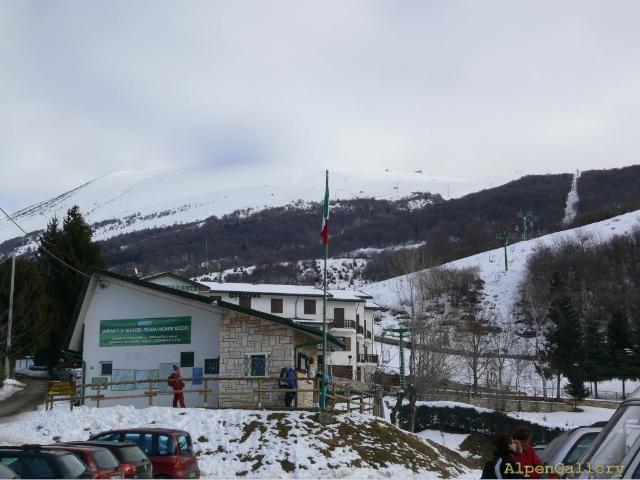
363;208;640;326
0;164;514;244
0;405;478;479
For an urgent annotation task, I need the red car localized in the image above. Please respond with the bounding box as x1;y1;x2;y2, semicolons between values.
42;445;123;479
89;428;199;479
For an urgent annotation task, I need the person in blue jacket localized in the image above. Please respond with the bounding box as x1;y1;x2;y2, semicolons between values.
285;367;298;407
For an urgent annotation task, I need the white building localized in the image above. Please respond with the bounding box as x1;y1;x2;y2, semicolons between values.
145;275;382;381
67;269;344;408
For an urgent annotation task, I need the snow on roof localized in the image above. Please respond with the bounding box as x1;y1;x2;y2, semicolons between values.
201;282;327;297
326;289;367;301
365;300;382;310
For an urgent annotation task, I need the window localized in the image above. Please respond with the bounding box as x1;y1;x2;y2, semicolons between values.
304;299;316;315
204;358;219;375
239;296;252;308
180;352;194;368
25;457;56;478
124;433;153;455
334;308;344;321
157;435;177;456
565;432;599;464
271;298;283;313
297;352;309;372
100;362;112;376
178;435;192;454
338;336;352;350
246;354;268;376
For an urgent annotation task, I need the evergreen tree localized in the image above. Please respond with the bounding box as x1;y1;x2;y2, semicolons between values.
36;206;106;367
582;314;608;398
606;311;634;398
545;273;583;400
0;258;50;376
564;367;590;411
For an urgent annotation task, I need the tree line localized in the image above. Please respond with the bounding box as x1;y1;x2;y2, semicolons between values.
0;207;105;377
517;227;640;403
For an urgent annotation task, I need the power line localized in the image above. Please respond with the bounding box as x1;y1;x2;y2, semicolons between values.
0;205;90;279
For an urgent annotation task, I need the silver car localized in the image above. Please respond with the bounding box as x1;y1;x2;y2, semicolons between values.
574;386;640;478
540;424;603;470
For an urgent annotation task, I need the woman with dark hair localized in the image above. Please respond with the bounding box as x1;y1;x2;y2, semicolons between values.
481;433;523;479
512;425;542;478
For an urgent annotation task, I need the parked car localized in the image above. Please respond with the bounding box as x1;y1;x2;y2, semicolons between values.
539;423;603;475
573;386;640;478
0;445;92;479
52;367;82;382
41;444;123;479
65;442;151;479
0;463;20;479
89;428;200;479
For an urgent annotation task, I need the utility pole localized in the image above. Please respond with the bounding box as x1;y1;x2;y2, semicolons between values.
386;327;410;391
4;253;15;379
496;231;511;272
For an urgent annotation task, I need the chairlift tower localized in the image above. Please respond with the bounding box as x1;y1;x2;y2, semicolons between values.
496;231;512;272
385;327;410;392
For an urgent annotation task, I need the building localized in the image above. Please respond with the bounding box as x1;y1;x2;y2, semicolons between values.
144;275;382;381
66;269;344;408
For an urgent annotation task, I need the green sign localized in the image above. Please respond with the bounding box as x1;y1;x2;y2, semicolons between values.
99;317;191;347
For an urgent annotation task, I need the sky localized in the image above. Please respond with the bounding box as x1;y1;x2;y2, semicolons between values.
2;1;640;212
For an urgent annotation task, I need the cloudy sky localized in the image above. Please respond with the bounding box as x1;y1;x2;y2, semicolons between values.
2;1;640;212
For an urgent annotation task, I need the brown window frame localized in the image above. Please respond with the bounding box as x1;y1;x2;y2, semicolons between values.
304;299;316;315
271;298;283;313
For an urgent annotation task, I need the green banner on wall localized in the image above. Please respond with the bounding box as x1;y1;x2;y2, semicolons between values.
99;317;191;347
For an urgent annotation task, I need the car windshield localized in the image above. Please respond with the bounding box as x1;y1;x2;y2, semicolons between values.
92;450;120;470
118;446;147;463
582;404;640;478
58;454;91;478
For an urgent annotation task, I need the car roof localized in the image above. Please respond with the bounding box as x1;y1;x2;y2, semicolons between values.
0;446;72;456
41;444;107;453
64;441;139;448
97;428;190;435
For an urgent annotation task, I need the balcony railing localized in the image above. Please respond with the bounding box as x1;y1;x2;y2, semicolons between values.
357;324;364;335
365;330;372;339
330;319;356;330
358;354;379;364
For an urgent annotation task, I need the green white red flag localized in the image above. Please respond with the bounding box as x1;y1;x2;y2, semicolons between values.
321;171;329;245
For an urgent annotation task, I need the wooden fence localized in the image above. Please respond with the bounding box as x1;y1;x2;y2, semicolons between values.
45;377;384;417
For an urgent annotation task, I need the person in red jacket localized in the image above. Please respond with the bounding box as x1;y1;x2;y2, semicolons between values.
512;425;542;478
168;365;186;408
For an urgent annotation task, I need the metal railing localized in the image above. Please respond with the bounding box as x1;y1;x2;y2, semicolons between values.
356;324;364;335
330;319;356;330
365;330;372;339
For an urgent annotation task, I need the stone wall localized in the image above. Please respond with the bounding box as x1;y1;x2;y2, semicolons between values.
218;311;317;408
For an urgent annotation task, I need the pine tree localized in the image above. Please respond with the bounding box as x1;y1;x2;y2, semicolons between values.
545;272;583;400
583;314;608;398
607;311;633;398
36;206;106;367
565;367;590;411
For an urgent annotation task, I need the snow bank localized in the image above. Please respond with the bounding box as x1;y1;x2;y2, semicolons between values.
0;406;478;479
0;379;26;401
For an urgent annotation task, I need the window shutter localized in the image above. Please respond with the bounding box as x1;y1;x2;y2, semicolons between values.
245;355;250;376
265;354;270;376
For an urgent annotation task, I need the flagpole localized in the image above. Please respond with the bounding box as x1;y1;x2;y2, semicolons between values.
322;169;328;377
321;170;329;412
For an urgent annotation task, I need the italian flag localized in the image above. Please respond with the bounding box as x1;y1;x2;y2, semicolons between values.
321;171;329;245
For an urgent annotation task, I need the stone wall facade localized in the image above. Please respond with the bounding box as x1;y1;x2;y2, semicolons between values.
218;311;318;408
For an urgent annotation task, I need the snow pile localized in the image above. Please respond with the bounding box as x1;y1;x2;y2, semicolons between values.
0;406;479;479
0;379;26;401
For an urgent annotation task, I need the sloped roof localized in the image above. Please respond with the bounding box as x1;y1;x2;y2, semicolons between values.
66;269;344;352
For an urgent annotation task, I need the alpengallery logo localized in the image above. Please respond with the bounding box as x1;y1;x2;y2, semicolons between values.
504;462;625;478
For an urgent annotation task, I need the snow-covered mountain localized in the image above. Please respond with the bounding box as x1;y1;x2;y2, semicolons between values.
363;208;640;326
0;164;514;244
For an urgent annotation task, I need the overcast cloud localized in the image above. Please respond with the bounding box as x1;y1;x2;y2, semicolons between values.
2;1;640;212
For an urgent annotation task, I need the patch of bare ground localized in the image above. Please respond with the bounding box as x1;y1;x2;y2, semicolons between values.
458;432;494;468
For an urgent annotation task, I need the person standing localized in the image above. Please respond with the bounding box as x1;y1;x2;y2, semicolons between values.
284;367;297;407
168;365;186;408
512;425;542;478
481;433;523;479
